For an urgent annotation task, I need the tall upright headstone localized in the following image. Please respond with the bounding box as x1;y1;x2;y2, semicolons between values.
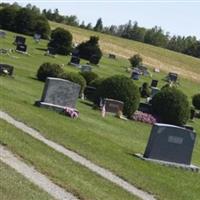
144;123;196;165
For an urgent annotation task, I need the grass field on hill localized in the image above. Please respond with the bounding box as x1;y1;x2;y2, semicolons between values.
50;21;200;83
0;30;200;200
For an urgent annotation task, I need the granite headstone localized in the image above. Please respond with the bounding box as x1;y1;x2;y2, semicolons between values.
36;77;81;110
16;44;27;52
81;64;92;72
0;64;14;76
144;123;196;165
151;80;158;88
15;36;26;45
104;98;124;114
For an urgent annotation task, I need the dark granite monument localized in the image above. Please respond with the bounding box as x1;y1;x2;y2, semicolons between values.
35;77;80;111
81;64;92;72
167;72;178;83
108;54;116;59
151;87;160;98
16;44;27;53
151;80;158;88
144;123;196;165
131;71;140;80
0;64;14;76
104;98;124;114
14;36;26;45
84;86;96;101
69;56;81;67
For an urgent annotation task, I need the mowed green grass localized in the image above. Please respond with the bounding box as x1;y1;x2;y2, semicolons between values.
0;161;54;200
0;30;200;200
50;21;200;82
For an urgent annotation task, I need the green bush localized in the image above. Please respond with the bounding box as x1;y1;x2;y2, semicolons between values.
77;36;102;64
97;75;140;117
80;71;99;85
48;28;72;55
192;93;200;110
129;54;143;68
152;87;190;125
61;72;86;94
37;62;63;82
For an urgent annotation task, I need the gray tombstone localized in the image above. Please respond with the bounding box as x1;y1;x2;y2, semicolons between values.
0;31;6;38
0;64;14;76
34;33;41;42
81;64;92;72
104;98;124;114
36;77;80;111
144;123;196;165
167;72;178;83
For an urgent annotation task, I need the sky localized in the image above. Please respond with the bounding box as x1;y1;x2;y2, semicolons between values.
3;0;200;39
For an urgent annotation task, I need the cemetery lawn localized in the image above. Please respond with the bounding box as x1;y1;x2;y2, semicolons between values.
0;161;54;200
0;30;200;200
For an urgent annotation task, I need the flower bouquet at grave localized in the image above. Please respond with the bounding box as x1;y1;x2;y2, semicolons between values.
63;107;79;119
132;111;159;125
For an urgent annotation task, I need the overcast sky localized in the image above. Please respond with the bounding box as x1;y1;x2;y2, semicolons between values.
3;0;200;39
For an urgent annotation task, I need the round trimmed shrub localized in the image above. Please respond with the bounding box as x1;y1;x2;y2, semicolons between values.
80;71;99;85
97;75;140;117
129;54;142;68
152;87;190;125
192;93;200;110
37;62;63;81
61;72;86;94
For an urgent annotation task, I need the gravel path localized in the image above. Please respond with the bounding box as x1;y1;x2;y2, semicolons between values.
0;111;156;200
0;145;78;200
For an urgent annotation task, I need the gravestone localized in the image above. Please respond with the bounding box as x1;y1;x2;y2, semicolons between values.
131;71;140;80
104;98;124;114
14;36;26;45
84;86;96;101
151;87;160;97
16;44;27;53
34;33;41;42
109;53;116;59
81;64;92;72
138;65;149;76
69;56;80;67
151;80;158;88
0;31;6;38
35;77;81;111
0;64;14;76
167;72;178;82
143;123;196;165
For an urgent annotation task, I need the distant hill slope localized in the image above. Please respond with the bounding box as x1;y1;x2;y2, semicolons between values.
50;21;200;83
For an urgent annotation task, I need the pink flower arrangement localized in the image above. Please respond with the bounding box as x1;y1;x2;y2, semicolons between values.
132;111;159;124
63;107;79;119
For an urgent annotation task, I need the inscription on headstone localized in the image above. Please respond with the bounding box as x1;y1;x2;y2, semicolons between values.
36;77;81;110
143;123;196;165
16;44;27;52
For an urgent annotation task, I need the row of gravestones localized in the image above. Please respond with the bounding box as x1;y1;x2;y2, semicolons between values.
35;77;198;171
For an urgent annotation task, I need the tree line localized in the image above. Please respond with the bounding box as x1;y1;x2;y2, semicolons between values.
0;3;199;58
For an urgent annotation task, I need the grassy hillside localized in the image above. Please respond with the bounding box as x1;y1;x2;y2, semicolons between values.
50;21;200;83
0;30;200;200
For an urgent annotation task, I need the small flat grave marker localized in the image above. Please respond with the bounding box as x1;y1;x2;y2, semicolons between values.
81;64;92;72
16;44;27;53
36;77;80;112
